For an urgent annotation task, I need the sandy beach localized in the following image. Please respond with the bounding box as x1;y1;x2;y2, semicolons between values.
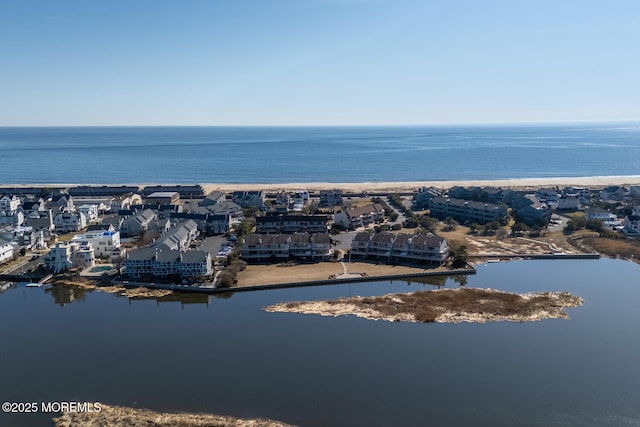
199;175;640;193
4;175;640;194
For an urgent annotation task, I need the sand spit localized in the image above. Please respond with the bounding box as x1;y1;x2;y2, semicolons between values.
53;404;296;427
265;288;583;324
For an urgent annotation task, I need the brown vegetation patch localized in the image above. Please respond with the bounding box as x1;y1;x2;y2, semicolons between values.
265;288;583;324
53;403;296;427
577;236;640;262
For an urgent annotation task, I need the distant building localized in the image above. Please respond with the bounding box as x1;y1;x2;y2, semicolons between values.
623;215;640;236
232;191;265;208
600;186;627;202
334;204;385;229
110;193;143;212
510;195;551;226
151;220;199;251
145;192;180;205
69;185;140;197
585;207;615;222
535;188;560;203
255;214;329;234
0;195;20;214
200;191;226;207
121;209;157;237
413;187;442;209
205;214;231;235
429;197;507;224
207;201;243;219
77;204;99;222
0;209;24;226
556;195;580;211
49;194;75;213
319;190;343;207
54;211;87;233
142;185;204;198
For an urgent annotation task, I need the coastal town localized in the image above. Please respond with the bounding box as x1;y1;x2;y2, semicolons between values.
1;181;640;295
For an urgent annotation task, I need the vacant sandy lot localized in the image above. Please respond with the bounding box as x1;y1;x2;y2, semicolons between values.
438;225;585;259
236;261;448;287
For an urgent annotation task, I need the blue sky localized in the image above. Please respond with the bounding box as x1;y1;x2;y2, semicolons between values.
1;0;639;126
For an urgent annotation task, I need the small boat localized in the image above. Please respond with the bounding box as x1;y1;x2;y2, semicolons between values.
25;282;43;288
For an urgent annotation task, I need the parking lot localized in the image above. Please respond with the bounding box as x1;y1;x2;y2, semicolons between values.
196;235;236;260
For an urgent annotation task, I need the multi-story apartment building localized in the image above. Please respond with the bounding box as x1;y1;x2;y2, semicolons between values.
71;229;120;258
255;214;329;234
429;197;507;224
151;220;199;251
350;232;448;265
123;248;212;279
121;209;156;237
241;232;333;262
334;204;385;230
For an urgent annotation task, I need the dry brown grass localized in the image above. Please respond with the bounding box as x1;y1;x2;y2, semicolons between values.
579;236;640;261
267;288;583;324
53;404;295;427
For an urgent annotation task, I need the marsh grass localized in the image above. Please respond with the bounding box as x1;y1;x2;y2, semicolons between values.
271;288;583;323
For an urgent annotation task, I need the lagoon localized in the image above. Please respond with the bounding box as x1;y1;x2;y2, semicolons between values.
1;258;640;426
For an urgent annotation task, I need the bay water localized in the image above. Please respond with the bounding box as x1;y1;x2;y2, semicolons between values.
1;259;639;426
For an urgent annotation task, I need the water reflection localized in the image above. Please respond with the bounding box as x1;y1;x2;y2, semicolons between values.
147;292;212;308
0;281;15;294
45;284;88;306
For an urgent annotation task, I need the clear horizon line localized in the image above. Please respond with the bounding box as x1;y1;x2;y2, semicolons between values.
1;118;639;128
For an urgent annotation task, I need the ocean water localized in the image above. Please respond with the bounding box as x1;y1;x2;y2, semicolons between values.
1;123;640;184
